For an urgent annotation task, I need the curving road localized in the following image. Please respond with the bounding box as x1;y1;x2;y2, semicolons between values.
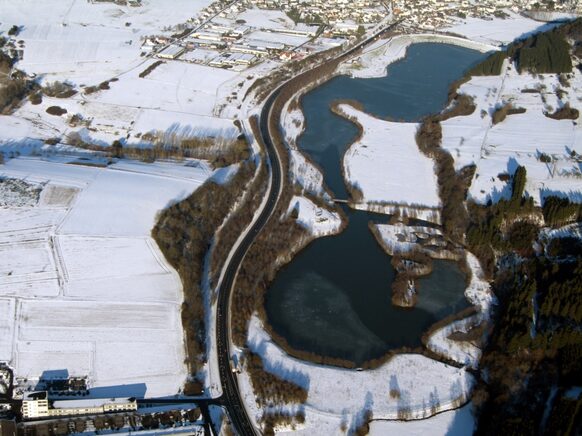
215;88;282;436
215;22;400;436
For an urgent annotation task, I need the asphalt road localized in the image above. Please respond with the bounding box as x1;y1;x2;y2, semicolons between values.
215;22;400;436
215;88;282;436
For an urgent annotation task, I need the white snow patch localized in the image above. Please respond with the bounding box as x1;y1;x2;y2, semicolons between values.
372;222;444;256
444;11;555;46
540;222;582;241
426;252;496;368
426;313;484;370
236;8;295;30
287;195;342;237
289;149;328;197
440;62;582;206
242;316;474;433
281;106;305;147
339;104;441;209
368;402;475;436
463;252;497;314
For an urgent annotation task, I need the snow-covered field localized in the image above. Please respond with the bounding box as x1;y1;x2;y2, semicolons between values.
0;0;343;150
1;0;215;81
6;60;241;147
444;10;556;46
369;403;475;436
0;156;213;397
0;0;248;147
338;104;441;210
441;60;582;205
240;316;474;434
339;34;496;80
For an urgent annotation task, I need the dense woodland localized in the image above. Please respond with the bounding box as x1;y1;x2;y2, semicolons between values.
417;81;579;434
152;161;257;389
473;257;582;435
245;351;308;407
245;351;307;435
415;19;582;435
208;153;268;289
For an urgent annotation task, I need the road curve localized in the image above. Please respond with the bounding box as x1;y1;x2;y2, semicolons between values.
215;22;400;436
215;88;282;436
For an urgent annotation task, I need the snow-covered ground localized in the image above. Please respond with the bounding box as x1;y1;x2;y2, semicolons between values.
337;104;441;211
539;222;582;242
287;195;342;237
0;156;214;397
240;316;474;434
282;103;331;198
5;60;241;147
371;222;445;256
0;0;246;148
444;10;555;46
369;402;475;436
441;60;582;205
338;34;497;79
281;105;305;148
426;253;497;369
1;0;214;84
0;1;344;150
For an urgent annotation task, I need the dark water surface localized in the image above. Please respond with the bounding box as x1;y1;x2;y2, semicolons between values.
265;43;487;364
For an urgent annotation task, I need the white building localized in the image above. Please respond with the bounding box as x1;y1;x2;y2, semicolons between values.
157;44;186;59
21;392;138;420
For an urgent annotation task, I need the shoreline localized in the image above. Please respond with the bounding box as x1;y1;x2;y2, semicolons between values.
259;33;491;368
331;101;443;224
338;33;499;80
243;31;500;430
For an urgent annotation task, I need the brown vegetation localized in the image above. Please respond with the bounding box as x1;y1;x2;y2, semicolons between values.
448;322;486;343
416;113;476;243
440;94;476;120
391;273;417;308
0;77;29;113
260;410;306;436
29;92;42;105
545;102;579;120
65;131;249;167
46;105;68;116
491;103;526;125
244;351;308;407
391;253;433;276
208;120;269;289
388;250;435;308
139;60;165;78
152;161;257;380
232;209;309;345
42;81;77;98
354;410;373;436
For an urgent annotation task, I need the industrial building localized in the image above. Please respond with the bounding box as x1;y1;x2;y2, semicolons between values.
157;44;186;60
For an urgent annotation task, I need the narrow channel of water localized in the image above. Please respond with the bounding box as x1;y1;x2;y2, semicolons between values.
265;43;487;364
